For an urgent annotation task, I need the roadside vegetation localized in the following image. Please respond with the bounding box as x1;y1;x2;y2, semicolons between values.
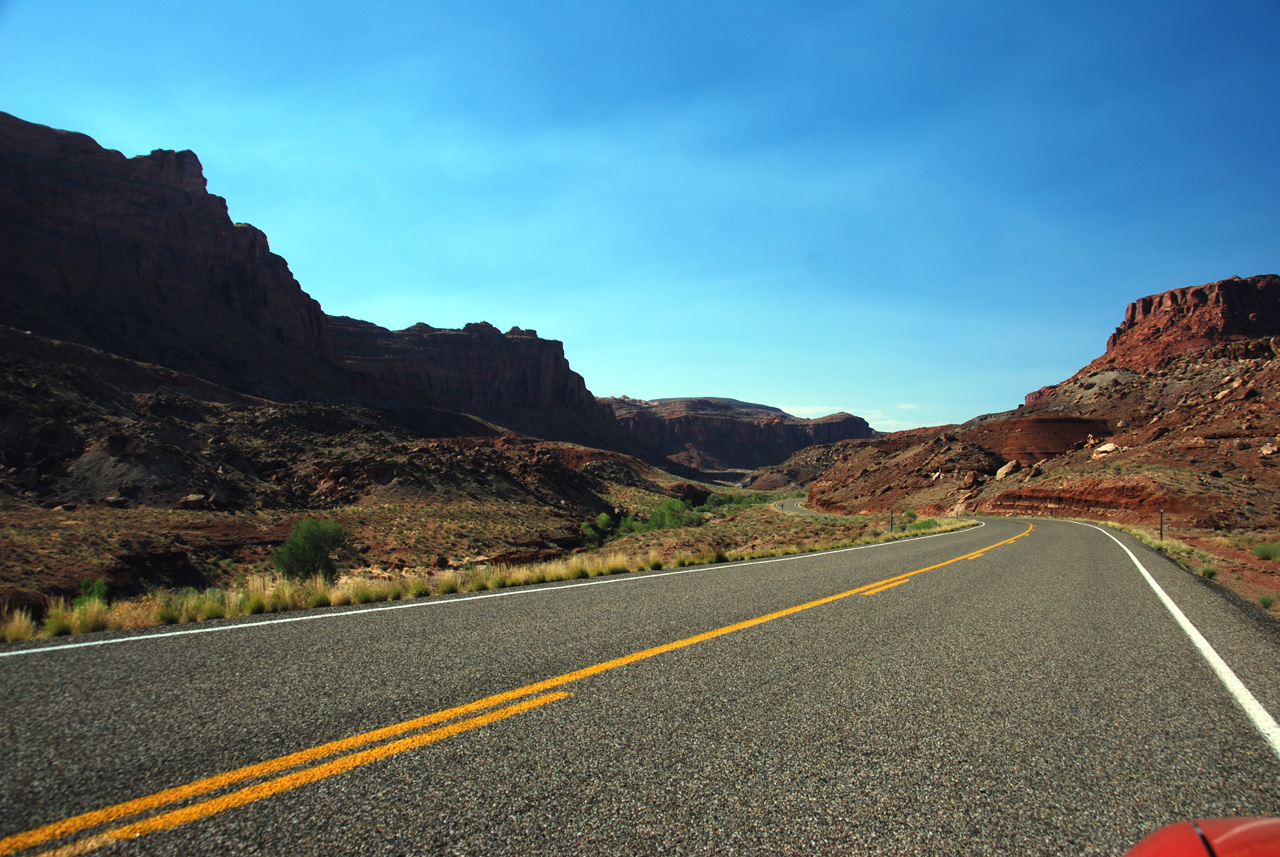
1101;521;1218;574
1101;520;1280;609
0;494;977;642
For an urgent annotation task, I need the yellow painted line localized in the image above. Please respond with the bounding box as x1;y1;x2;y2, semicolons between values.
861;578;911;596
29;692;568;857
5;522;1032;856
36;692;570;856
0;688;563;856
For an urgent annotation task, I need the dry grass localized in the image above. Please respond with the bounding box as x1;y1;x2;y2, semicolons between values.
0;508;979;643
1100;521;1214;568
1;608;37;642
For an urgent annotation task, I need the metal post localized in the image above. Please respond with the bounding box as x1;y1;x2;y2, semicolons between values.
889;510;894;534
1160;508;1164;542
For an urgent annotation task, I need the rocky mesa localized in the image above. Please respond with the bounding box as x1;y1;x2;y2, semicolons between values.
0;111;641;449
601;396;878;474
751;275;1280;534
0;113;699;608
330;317;639;454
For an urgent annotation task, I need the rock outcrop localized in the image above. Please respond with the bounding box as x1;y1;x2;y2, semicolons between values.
328;317;639;453
0;112;613;443
1099;274;1280;369
755;274;1280;529
602;396;878;473
0;111;337;395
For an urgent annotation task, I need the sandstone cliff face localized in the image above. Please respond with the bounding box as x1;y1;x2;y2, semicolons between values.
772;273;1280;530
1100;274;1280;369
1026;275;1280;405
329;317;638;452
0;112;335;391
602;396;878;472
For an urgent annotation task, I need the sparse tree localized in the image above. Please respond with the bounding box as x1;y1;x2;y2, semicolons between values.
273;519;352;582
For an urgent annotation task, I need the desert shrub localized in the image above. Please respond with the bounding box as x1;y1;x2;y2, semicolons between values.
73;577;109;611
273;519;352;582
155;594;180;625
619;499;703;536
1251;543;1280;561
2;609;37;642
909;518;938;532
41;601;73;637
196;590;227;621
348;581;375;604
74;599;112;633
1261;594;1275;610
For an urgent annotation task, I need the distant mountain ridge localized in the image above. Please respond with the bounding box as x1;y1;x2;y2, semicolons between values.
601;396;878;473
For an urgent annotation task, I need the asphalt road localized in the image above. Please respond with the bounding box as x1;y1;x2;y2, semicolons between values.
2;518;1279;855
772;497;843;516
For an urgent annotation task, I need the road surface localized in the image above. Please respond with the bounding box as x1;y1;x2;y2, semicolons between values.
2;518;1278;855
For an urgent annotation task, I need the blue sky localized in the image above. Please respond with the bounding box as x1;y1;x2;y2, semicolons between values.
2;1;1278;430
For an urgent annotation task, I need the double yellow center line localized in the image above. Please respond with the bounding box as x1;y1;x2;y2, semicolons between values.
2;523;1032;856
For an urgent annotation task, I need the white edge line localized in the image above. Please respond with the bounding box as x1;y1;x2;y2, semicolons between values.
1078;521;1280;761
1;520;986;659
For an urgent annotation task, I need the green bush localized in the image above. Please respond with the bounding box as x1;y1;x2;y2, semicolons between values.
1261;594;1275;610
1251;543;1280;561
73;577;109;611
272;519;352;582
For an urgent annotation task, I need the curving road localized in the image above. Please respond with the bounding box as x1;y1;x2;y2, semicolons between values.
2;518;1279;855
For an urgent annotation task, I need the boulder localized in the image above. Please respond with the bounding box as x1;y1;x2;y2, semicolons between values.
995;460;1022;481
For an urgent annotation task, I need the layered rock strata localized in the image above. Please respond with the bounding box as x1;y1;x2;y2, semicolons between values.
753;274;1280;529
329;318;638;452
0;112;334;395
603;396;878;472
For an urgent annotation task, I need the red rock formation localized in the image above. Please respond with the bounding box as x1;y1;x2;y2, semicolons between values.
1094;274;1280;371
964;415;1110;466
0;112;334;389
1028;275;1280;405
602;396;878;472
329;317;638;452
769;274;1280;530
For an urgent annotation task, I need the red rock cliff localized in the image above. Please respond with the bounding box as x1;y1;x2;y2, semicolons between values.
329;317;638;452
1094;274;1280;372
602;396;878;472
0;111;334;390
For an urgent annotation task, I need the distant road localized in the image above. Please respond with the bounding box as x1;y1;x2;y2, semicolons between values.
3;519;1279;854
772;496;842;516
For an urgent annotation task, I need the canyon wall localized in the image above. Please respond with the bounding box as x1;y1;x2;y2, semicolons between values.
0;112;336;396
603;396;878;472
329;318;639;452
